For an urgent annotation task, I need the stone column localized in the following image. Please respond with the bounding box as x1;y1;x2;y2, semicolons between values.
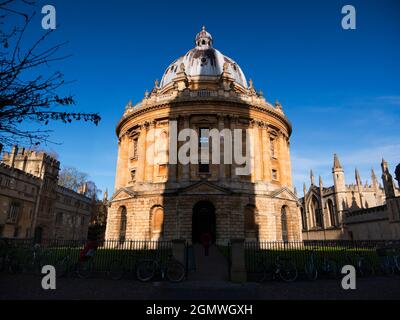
230;238;247;283
145;121;156;182
253;121;262;182
218;114;226;181
117;134;130;188
182;115;190;182
261;123;270;182
168;117;178;183
230;116;239;181
285;136;293;188
278;132;286;185
136;123;147;182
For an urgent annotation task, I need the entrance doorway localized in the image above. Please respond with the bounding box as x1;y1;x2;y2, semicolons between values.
192;201;216;243
34;226;43;244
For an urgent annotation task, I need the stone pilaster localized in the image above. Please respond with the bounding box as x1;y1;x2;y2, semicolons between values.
136;123;148;182
218;113;226;182
230;115;239;181
145;121;156;182
181;115;190;182
261;123;270;182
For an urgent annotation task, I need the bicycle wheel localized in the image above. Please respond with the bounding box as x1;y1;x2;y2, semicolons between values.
359;259;374;277
77;259;94;279
108;260;125;280
324;260;339;279
55;257;69;278
8;259;21;274
253;261;267;283
380;259;395;276
304;262;318;281
279;260;298;282
394;255;400;272
166;260;185;283
0;256;4;272
136;260;156;282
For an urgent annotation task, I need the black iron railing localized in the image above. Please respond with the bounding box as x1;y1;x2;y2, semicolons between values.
245;240;400;275
0;238;173;275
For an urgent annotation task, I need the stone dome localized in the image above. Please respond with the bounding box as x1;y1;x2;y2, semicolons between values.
160;27;248;89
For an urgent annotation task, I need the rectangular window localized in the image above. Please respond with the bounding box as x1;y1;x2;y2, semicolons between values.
199;127;210;173
272;169;278;181
130;169;136;181
56;212;63;225
270;138;276;158
13;226;20;238
158;164;167;176
7;202;20;223
132;137;139;160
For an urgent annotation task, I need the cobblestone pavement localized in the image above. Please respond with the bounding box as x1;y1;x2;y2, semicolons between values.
1;273;400;300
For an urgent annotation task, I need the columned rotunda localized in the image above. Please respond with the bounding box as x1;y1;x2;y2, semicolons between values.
105;27;302;243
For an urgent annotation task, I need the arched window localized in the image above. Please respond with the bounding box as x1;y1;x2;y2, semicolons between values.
244;205;257;239
151;206;164;240
119;206;127;243
156;130;169;165
327;199;338;227
310;196;323;228
300;207;307;230
281;206;289;242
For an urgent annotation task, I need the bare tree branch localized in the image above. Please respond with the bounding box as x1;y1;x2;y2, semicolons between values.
0;0;101;147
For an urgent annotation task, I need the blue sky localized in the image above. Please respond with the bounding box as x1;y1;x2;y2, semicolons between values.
11;0;400;195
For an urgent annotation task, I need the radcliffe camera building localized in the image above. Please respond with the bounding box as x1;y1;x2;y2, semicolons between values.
105;27;302;243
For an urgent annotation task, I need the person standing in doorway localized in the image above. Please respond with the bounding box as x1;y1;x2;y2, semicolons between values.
200;232;212;256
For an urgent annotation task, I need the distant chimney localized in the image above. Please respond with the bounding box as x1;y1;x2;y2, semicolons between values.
10;145;18;168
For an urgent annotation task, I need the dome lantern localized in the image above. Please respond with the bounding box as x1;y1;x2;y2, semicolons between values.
195;26;213;47
160;27;248;89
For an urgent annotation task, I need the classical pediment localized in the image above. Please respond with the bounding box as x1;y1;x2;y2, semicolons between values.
177;180;233;195
270;187;299;203
111;187;136;201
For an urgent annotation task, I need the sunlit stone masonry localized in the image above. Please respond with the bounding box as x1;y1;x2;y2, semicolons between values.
105;27;301;244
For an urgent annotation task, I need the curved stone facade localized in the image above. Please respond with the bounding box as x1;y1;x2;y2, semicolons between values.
105;28;302;244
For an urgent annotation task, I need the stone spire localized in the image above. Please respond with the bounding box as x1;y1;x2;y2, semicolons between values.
333;153;343;171
303;182;307;195
319;175;323;188
371;169;379;190
381;158;396;198
355;168;362;186
310;170;315;185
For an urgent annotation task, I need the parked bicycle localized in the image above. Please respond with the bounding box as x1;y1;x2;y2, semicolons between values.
255;251;298;282
136;255;185;282
304;249;338;281
340;249;374;277
377;245;400;275
55;247;95;279
107;251;141;280
22;244;50;275
0;240;22;274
